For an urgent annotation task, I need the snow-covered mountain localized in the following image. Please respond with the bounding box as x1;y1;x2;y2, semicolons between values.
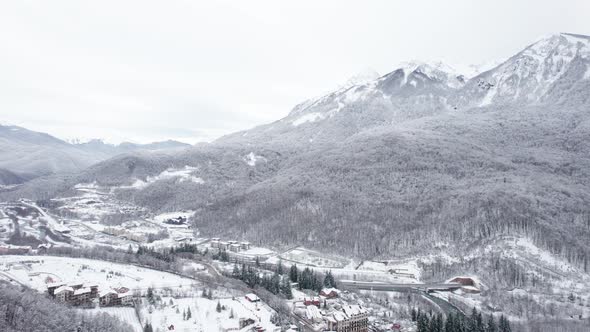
456;33;590;107
3;33;590;267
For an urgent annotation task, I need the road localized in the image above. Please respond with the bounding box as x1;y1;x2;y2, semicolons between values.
340;280;466;317
340;280;461;292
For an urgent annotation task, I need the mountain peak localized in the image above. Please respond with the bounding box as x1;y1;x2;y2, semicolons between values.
338;68;381;89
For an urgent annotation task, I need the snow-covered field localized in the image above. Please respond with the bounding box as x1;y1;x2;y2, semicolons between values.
279;247;350;268
140;296;280;332
0;255;198;292
86;307;143;332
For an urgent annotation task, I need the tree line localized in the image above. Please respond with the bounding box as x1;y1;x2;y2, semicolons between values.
412;307;511;332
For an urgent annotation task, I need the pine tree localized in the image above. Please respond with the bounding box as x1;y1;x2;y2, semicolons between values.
232;264;240;279
280;277;293;299
498;315;511;332
323;270;336;288
216;301;222;313
186;307;192;320
241;263;247;281
277;260;284;275
476;311;484;332
468;307;479;332
486;314;497;332
445;313;454;332
411;308;417;322
182;309;186;321
147;287;154;304
143;322;153;332
229;308;235;319
290;264;298;283
255;256;260;267
417;312;429;332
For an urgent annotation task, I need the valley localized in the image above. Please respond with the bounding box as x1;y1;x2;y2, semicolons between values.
1;31;590;332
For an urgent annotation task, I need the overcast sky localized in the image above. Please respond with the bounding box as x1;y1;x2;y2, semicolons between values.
1;0;589;144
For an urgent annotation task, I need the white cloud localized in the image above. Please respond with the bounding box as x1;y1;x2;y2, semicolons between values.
0;0;589;143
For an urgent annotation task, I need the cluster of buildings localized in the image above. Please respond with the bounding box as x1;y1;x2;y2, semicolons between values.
102;226;147;242
47;281;133;307
295;288;369;332
210;238;251;252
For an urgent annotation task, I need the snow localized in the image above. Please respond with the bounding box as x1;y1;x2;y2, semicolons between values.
337;68;380;89
152;211;196;223
292;112;325;126
140;296;280;332
280;247;349;268
125;166;203;189
243;152;267;166
514;237;570;271
584;64;590;79
86;307;143;332
395;60;465;88
0;255;198;292
479;84;497;106
241;247;274;256
20;200;70;233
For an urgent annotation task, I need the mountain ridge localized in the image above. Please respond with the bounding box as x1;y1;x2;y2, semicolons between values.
0;124;191;185
2;33;589;267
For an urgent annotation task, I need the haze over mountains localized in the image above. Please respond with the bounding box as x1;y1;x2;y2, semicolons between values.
0;124;190;185
2;32;590;268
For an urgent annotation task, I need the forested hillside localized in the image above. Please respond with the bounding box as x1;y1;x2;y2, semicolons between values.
2;33;590;271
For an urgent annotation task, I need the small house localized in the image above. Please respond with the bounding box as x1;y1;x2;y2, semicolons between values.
320;288;339;299
245;293;260;302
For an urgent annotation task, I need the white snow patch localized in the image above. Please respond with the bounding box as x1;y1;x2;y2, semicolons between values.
152;211;196;223
124;166;203;189
292;112;325;126
243;152;267;166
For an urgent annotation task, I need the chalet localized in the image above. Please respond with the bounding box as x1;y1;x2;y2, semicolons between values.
54;286;74;303
99;289;119;306
86;283;99;297
229;243;241;252
240;242;251;250
320;288;339;299
73;287;92;305
303;297;321;307
245;293;260;302
325;305;369;332
118;292;134;306
218;241;229;250
47;282;66;296
211;240;220;248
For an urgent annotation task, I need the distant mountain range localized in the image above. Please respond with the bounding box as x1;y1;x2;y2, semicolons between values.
3;33;590;267
0;124;190;184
